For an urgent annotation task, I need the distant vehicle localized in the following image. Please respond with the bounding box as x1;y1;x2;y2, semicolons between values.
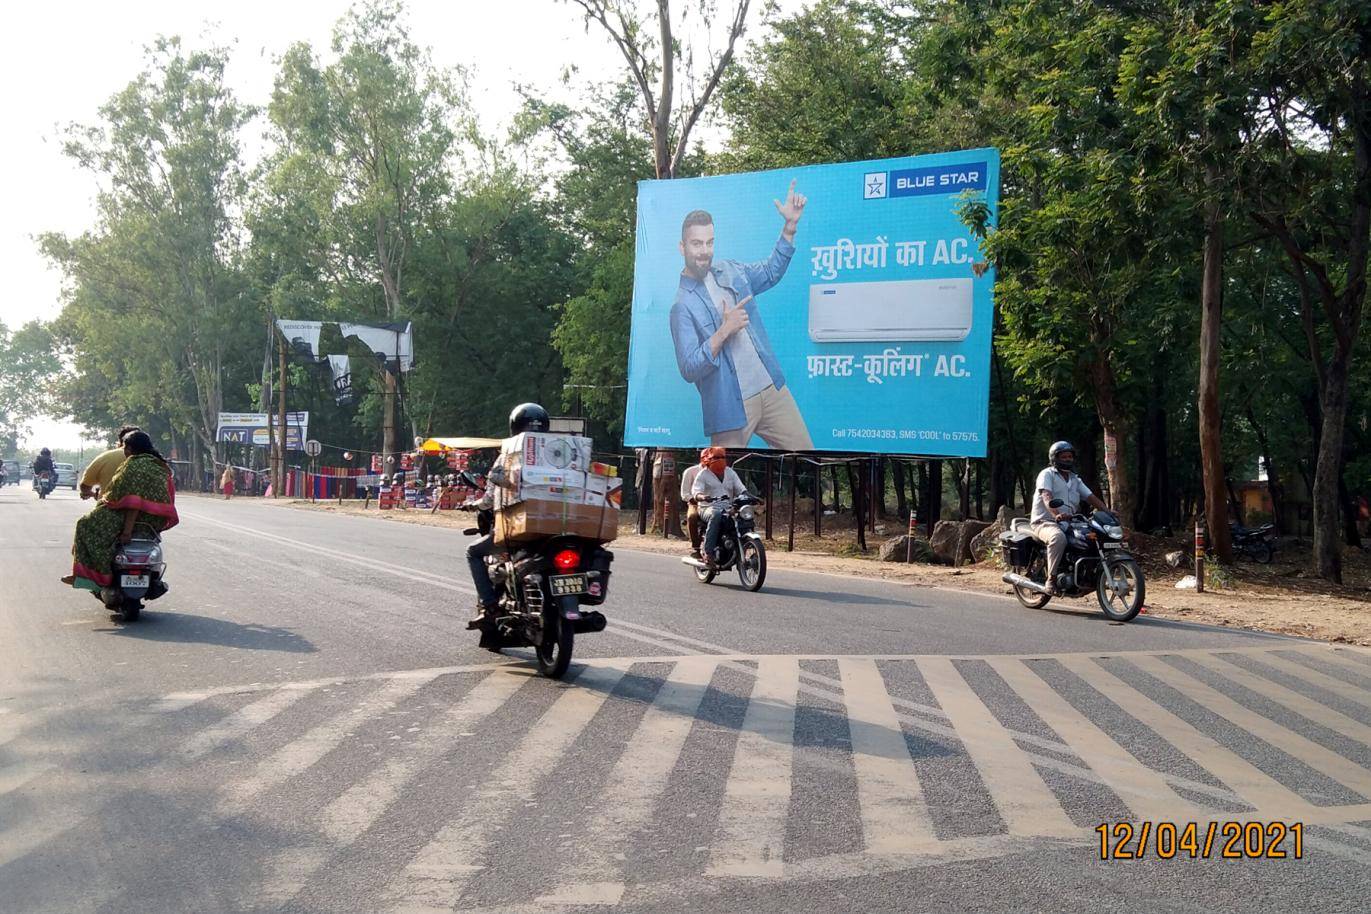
53;462;78;490
2;459;19;485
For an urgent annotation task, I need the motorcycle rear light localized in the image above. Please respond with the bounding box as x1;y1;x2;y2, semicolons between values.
553;549;581;572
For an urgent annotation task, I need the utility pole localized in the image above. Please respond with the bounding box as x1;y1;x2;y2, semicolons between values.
277;333;288;497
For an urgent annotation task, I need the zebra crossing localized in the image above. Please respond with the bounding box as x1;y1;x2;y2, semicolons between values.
3;643;1371;912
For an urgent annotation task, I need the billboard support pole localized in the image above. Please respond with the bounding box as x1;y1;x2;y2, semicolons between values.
813;462;822;537
787;456;797;553
870;457;881;536
636;449;652;535
855;459;868;553
764;457;775;541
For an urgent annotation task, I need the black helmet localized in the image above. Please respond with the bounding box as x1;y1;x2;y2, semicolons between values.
40;447;51;456
509;402;550;435
1048;440;1075;471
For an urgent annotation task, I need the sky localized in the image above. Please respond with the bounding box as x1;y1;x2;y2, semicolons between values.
2;0;797;450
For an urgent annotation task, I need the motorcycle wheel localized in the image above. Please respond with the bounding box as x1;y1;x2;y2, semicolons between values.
1012;557;1051;609
1097;558;1144;622
117;599;141;622
738;537;767;592
1249;541;1273;564
535;596;576;679
694;561;717;584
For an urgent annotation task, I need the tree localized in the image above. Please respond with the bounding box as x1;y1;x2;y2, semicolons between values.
267;0;464;460
566;0;756;178
1246;0;1371;581
0;321;60;445
43;37;254;471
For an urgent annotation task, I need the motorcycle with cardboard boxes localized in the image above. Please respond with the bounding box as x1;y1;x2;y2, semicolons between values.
462;428;621;678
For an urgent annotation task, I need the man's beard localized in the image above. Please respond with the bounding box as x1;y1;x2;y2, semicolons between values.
686;255;712;278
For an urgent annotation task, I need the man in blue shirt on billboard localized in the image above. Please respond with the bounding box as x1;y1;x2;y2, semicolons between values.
669;180;815;451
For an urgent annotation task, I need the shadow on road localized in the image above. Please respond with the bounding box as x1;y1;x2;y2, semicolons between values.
756;586;913;608
99;612;317;653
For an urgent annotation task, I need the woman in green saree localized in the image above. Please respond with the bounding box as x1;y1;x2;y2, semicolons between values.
63;431;178;593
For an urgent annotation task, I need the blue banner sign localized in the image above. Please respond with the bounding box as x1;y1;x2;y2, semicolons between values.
624;149;1000;457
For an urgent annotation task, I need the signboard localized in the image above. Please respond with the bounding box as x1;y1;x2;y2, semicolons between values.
215;412;310;451
304;439;323;457
549;416;588;435
623;148;999;457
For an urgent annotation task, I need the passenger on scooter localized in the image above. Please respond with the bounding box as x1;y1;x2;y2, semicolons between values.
80;426;140;500
679;448;711;560
692;447;749;569
1031;441;1109;594
464;403;548;621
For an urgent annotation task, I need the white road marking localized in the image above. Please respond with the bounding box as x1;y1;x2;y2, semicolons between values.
543;657;717;902
839;658;940;854
709;656;800;877
319;668;530;845
919;656;1077;838
987;657;1199;822
217;673;438;816
179;686;314;761
383;663;627;914
1128;654;1371;800
1189;652;1371;748
1063;656;1312;815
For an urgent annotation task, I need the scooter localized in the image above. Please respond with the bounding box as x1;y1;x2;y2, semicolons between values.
34;471;56;499
95;524;169;622
681;493;767;592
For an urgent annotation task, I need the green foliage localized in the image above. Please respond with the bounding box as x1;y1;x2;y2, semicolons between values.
0;320;61;444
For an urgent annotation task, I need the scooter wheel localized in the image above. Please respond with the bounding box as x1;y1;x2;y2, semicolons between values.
117;599;141;622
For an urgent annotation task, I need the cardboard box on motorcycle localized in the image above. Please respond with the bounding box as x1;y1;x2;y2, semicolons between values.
492;432;619;545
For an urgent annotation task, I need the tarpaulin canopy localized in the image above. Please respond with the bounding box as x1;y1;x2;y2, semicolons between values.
416;437;504;453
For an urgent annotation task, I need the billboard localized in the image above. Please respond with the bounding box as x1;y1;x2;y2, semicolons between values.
216;412;310;451
624;148;999;457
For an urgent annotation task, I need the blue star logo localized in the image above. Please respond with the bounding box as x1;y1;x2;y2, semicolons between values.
864;172;887;199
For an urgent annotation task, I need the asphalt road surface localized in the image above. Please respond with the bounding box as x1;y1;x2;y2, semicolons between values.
4;486;1371;913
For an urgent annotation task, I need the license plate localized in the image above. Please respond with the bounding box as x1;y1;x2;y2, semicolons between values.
120;574;150;588
549;573;587;596
1101;542;1124;550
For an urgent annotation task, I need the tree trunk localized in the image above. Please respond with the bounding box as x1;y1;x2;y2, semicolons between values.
1089;356;1135;526
1313;348;1352;581
892;460;909;519
922;460;943;531
1339;456;1362;549
1198;164;1233;561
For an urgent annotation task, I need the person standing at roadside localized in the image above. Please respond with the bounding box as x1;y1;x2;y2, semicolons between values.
220;465;236;500
652;450;679;535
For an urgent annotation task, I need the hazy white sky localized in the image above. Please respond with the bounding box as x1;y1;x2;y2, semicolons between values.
2;0;795;448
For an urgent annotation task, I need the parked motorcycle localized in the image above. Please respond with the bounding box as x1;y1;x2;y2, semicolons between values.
1230;521;1277;564
681;494;767;592
34;471;56;499
460;474;613;679
1001;501;1145;621
93;524;169;622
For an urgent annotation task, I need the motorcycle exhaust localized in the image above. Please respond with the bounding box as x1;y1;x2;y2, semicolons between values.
680;556;709;570
1003;572;1051;596
573;611;607;634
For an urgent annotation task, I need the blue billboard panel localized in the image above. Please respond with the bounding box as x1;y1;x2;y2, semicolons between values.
623;149;1000;457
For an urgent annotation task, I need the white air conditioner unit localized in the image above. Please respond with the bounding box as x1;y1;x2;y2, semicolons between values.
808;278;973;342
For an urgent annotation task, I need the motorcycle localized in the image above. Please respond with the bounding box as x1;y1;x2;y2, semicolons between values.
94;524;169;622
681;494;767;592
1000;500;1145;622
34;471;56;499
1230;521;1277;564
460;474;613;679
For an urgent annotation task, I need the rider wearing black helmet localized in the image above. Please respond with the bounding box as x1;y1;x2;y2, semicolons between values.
464;403;551;624
32;447;56;480
1031;440;1108;594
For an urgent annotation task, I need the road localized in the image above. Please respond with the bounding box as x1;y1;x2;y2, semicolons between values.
3;486;1371;913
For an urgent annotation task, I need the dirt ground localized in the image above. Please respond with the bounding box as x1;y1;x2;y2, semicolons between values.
279;497;1371;646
